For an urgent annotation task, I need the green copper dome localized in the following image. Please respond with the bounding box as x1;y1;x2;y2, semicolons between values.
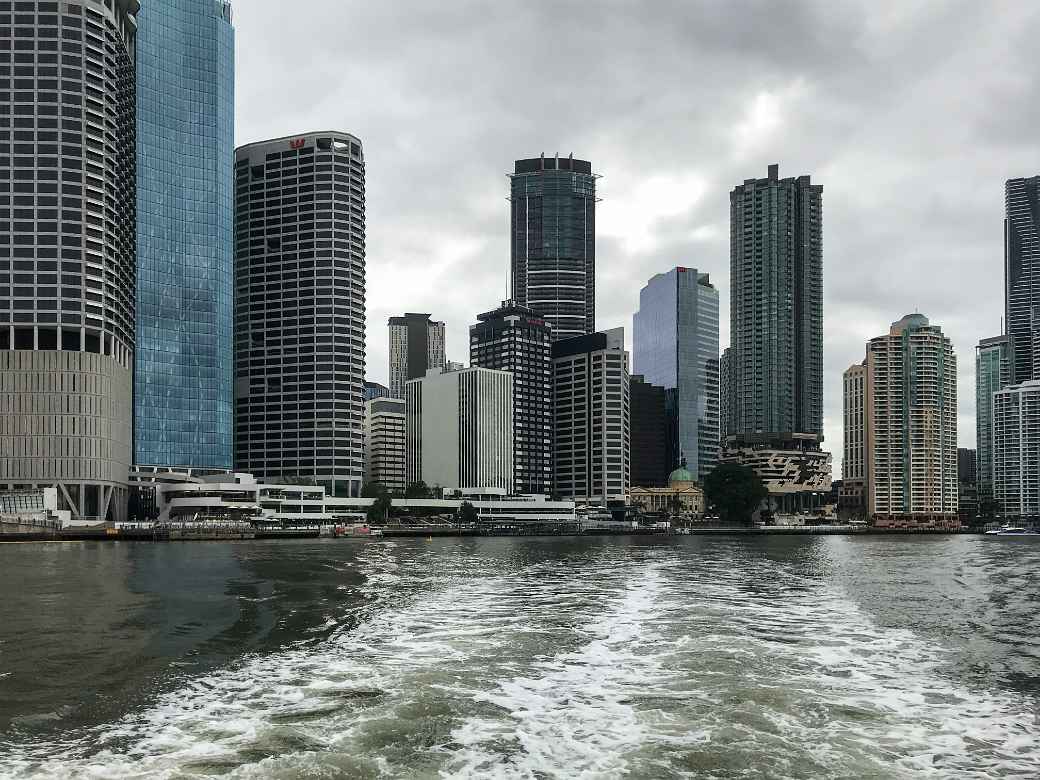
668;466;694;484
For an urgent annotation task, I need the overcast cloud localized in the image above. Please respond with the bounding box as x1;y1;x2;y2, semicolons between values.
234;0;1040;474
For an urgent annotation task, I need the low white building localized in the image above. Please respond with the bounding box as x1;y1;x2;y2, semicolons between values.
406;366;514;492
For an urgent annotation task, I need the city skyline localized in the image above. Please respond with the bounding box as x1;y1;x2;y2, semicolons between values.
231;1;1039;475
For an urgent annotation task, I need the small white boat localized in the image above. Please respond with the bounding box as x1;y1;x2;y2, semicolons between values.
984;525;1039;536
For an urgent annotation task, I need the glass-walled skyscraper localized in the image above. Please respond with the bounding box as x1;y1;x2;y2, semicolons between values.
134;0;234;468
1005;176;1040;385
633;268;719;482
510;154;597;341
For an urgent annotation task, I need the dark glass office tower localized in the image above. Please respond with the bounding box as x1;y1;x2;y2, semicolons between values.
0;0;138;523
633;267;720;481
630;375;671;487
135;0;234;468
233;132;366;498
727;164;823;442
510;154;596;341
1005;176;1040;384
470;300;552;495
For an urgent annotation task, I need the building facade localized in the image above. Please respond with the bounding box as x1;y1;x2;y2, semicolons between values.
727;163;823;442
976;335;1009;505
134;0;234;469
405;367;513;492
1005;177;1040;385
388;313;445;399
866;314;958;528
842;361;868;516
719;347;731;444
364;397;405;495
629;466;704;516
510;154;597;341
0;0;139;523
630;375;670;488
992;380;1040;523
469;300;552;495
364;380;389;402
552;328;630;504
632;267;720;481
233;132;366;498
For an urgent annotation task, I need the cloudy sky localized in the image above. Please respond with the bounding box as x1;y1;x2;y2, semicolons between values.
235;0;1040;473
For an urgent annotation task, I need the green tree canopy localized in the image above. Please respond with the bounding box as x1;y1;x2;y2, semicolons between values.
458;500;478;524
405;481;431;499
703;463;768;525
367;493;392;524
361;481;385;499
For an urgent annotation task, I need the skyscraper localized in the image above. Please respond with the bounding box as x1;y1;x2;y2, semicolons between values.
405;366;514;492
1005;177;1040;384
727;164;823;441
233;132;366;498
633;267;720;481
0;0;138;523
134;0;234;469
629;375;670;488
842;361;868;517
992;380;1040;523
470;300;552;495
388;313;445;399
364;397;406;495
510;154;597;341
866;314;958;528
552;328;630;504
976;335;1009;502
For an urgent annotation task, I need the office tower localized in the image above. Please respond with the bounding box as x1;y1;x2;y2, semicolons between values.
992;380;1040;523
633;267;720;481
364;397;406;495
841;361;868;516
551;328;630;504
0;0;138;523
510;154;597;341
866;314;958;528
134;0;234;469
388;313;445;398
727;163;823;441
364;381;389;402
719;347;731;444
957;447;979;525
405;367;513;492
630;375;670;488
233;132;366;498
976;335;1009;502
957;448;977;485
1005;177;1040;384
470;300;552;495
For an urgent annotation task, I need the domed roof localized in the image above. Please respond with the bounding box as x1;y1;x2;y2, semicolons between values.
668;466;694;485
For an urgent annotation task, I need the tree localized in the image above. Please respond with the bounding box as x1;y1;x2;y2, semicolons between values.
405;481;431;499
458;500;478;524
367;492;392;525
703;464;768;525
361;481;385;499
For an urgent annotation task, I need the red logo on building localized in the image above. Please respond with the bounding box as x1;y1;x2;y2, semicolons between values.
289;138;305;150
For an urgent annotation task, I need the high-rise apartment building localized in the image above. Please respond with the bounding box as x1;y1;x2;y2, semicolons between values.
405;367;513;492
510;154;597;341
727;164;823;441
957;448;978;485
233;132;366;498
551;328;630;504
866;314;958;528
134;0;234;469
1005;177;1040;384
629;375;670;488
842;361;868;516
719;347;731;445
633;267;720;481
0;0;138;523
388;313;445;398
470;300;552;495
364;397;406;495
976;335;1009;502
992;380;1040;523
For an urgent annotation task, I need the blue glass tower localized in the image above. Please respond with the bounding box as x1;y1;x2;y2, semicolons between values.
633;268;720;482
134;0;235;468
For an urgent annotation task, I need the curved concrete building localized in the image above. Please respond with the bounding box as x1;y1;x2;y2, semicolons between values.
0;0;138;523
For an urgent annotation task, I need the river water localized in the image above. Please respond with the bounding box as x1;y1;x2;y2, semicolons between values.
0;535;1038;778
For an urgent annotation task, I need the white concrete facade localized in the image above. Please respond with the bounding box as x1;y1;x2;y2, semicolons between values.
992;380;1040;522
405;367;514;492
